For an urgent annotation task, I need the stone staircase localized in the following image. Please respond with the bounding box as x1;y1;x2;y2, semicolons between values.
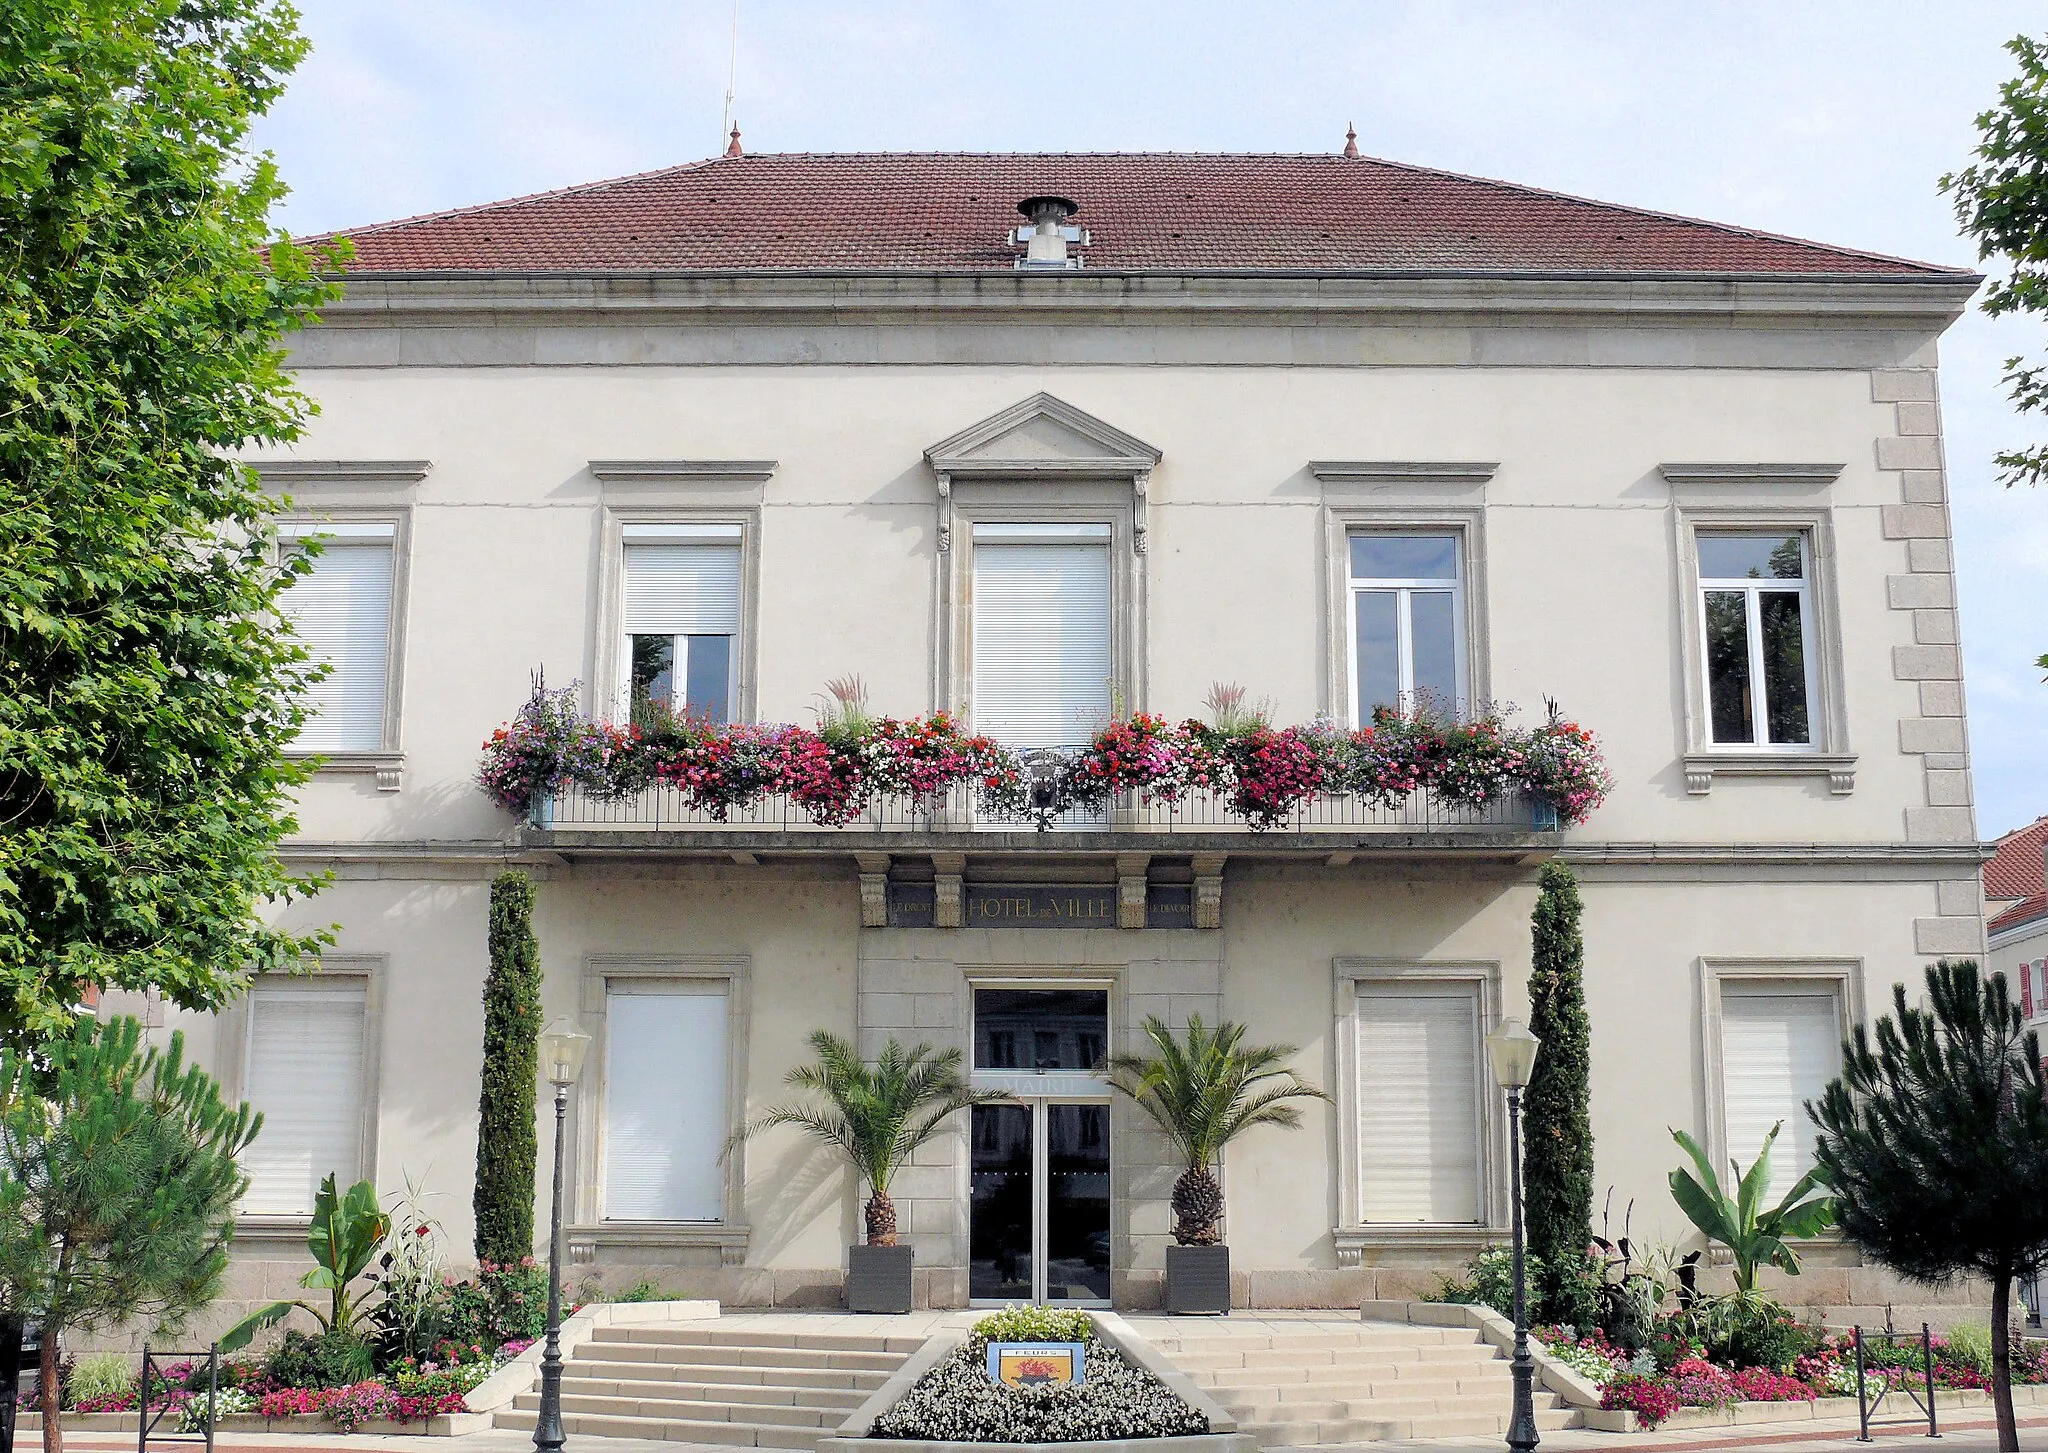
493;1324;920;1449
1141;1319;1582;1446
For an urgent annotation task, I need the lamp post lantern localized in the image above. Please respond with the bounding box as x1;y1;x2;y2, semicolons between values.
533;1017;591;1453
1486;1016;1543;1453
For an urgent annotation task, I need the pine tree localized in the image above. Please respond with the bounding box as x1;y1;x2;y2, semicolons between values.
1525;861;1595;1321
473;872;541;1266
0;1017;258;1453
1812;960;2048;1453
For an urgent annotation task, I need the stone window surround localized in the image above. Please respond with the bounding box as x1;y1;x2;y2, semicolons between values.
269;467;422;791
566;953;753;1265
590;462;772;725
936;493;1145;729
1313;463;1495;726
1696;956;1861;1183
221;955;386;1242
1663;468;1854;796
1331;956;1507;1263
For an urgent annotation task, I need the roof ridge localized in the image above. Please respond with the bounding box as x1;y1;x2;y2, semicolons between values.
303;149;1964;273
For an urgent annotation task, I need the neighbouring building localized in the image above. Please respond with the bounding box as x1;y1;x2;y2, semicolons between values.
1986;816;2048;1039
121;141;1997;1323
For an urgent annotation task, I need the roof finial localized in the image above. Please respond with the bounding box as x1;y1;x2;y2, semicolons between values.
725;122;743;159
1342;122;1359;159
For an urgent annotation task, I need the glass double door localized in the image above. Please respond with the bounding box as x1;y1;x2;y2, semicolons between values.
969;1099;1111;1305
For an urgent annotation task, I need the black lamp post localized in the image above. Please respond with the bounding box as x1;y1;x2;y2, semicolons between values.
1487;1015;1543;1453
533;1017;591;1453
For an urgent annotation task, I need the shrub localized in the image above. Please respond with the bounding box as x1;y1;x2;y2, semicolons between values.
1601;1373;1681;1429
1944;1322;1995;1376
971;1306;1093;1346
265;1329;375;1389
67;1354;134;1408
1524;861;1594;1307
1432;1245;1546;1318
440;1259;550;1349
1687;1292;1816;1373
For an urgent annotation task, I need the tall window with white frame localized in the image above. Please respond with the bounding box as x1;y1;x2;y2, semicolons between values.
602;983;729;1222
1348;532;1465;724
1719;983;1842;1204
622;524;742;724
241;976;369;1216
1698;531;1815;749
971;522;1112;747
280;524;395;752
1354;981;1484;1225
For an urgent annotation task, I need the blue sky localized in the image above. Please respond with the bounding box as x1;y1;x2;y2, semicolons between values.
252;0;2048;839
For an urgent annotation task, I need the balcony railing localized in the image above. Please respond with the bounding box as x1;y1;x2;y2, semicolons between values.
530;776;1557;837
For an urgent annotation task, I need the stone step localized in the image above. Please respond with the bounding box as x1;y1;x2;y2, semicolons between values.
1249;1405;1577;1447
1222;1390;1571;1423
1169;1342;1499;1372
1184;1353;1504;1385
496;1407;818;1449
514;1392;838;1428
565;1357;887;1391
571;1341;902;1372
1147;1326;1469;1353
592;1326;920;1354
554;1377;867;1409
1204;1371;1513;1402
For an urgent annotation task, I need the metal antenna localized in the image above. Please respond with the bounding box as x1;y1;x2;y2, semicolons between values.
720;0;739;155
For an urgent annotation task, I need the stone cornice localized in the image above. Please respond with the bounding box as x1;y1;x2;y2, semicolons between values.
312;270;1981;329
589;459;778;485
252;458;432;484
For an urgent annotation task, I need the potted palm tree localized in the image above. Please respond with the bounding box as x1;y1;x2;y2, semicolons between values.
1105;1015;1330;1314
736;1031;1006;1313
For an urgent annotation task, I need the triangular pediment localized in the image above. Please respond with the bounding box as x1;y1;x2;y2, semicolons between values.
925;393;1161;477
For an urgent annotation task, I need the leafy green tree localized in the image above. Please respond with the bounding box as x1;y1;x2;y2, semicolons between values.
1524;861;1595;1321
1812;959;2048;1453
1104;1015;1329;1245
473;872;541;1265
1944;34;2048;492
1667;1122;1834;1292
0;0;347;1043
0;1016;258;1453
734;1032;1004;1245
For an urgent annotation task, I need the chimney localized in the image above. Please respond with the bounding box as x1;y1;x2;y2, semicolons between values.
1015;195;1081;268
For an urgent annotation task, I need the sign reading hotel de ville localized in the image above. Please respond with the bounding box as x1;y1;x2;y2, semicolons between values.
987;1341;1086;1389
886;882;1193;929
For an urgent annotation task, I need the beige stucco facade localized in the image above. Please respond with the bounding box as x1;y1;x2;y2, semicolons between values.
116;265;1999;1327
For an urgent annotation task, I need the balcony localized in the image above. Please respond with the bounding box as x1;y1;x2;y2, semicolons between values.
520;757;1559;863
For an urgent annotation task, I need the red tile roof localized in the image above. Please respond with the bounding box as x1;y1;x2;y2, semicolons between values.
308;152;1968;277
1992;892;2048;937
1987;817;2048;903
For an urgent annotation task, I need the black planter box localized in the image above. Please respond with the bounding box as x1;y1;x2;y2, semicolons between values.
846;1243;915;1314
1166;1243;1230;1314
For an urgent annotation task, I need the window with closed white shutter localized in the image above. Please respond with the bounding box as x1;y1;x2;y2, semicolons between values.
622;525;743;724
971;524;1112;747
1356;984;1482;1223
1720;987;1841;1205
282;527;395;752
242;979;369;1216
603;986;728;1221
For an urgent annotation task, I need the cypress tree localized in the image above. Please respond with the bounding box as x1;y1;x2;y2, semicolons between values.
474;872;541;1266
1524;861;1594;1314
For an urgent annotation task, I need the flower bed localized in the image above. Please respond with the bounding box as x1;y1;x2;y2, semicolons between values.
1542;1321;2048;1430
479;682;1611;832
869;1308;1207;1443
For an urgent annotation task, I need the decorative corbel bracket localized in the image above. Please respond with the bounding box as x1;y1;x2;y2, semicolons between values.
935;471;953;554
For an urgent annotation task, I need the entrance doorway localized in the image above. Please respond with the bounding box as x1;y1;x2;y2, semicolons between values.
967;985;1112;1306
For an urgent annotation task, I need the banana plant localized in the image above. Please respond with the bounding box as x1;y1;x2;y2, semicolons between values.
1668;1121;1835;1292
219;1175;392;1351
